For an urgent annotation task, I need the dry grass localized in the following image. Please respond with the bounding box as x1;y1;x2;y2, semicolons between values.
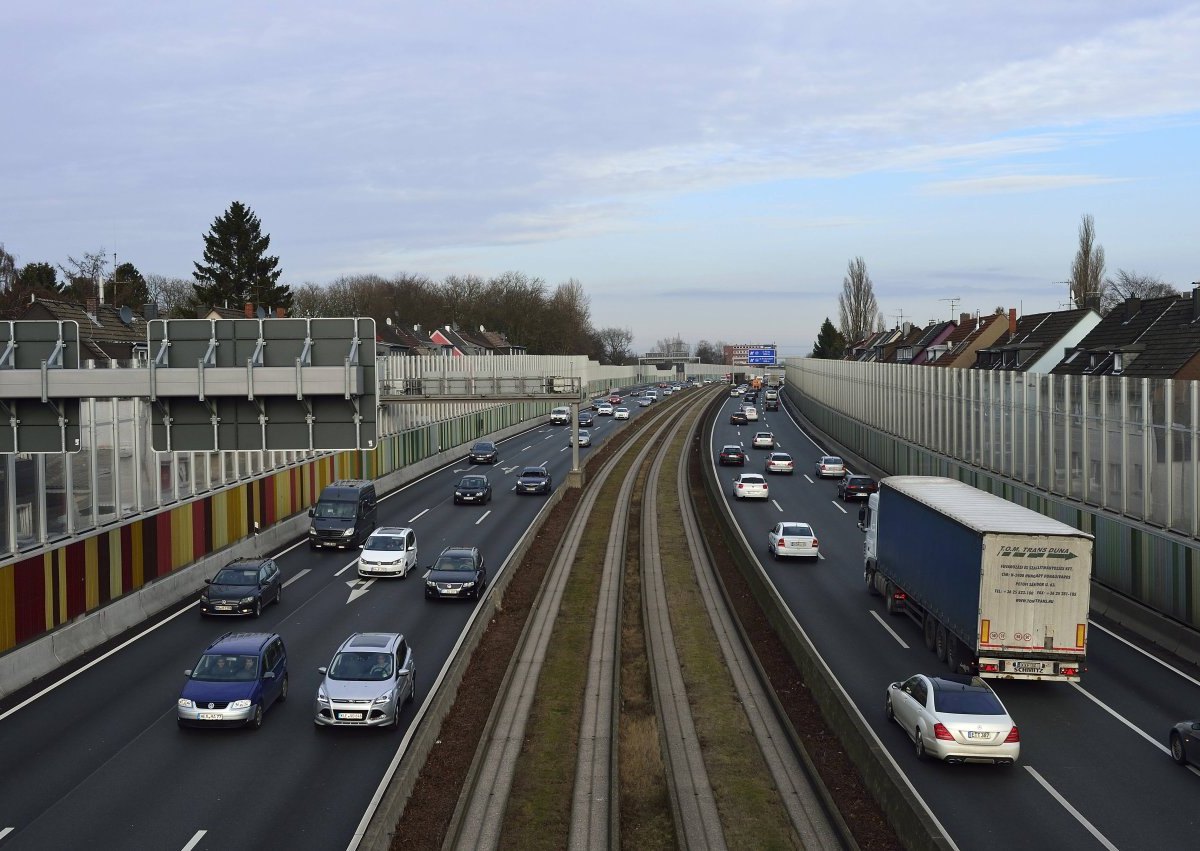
656;429;803;850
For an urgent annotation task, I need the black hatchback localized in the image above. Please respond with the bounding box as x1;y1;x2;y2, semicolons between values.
454;474;492;505
200;558;283;617
838;474;878;501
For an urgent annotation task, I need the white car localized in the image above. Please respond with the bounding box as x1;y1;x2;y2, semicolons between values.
885;674;1020;766
569;429;592;447
613;407;630;420
767;521;818;559
730;388;743;397
358;527;419;578
765;452;794;474
732;473;769;500
815;455;845;478
752;432;775;450
597;403;614;416
743;406;759;421
638;396;653;407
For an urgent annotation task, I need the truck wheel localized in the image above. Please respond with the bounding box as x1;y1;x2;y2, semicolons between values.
923;616;937;651
946;637;963;673
865;564;879;596
885;582;900;615
935;624;948;662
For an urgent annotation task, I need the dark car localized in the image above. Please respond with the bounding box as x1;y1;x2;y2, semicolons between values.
744;392;758;404
837;474;878;501
1170;719;1200;766
516;466;553;494
468;441;498;464
718;444;746;466
424;546;487;601
765;399;780;411
454;474;492;505
177;632;288;729
308;479;377;550
578;410;595;427
200;558;283;617
730;411;748;425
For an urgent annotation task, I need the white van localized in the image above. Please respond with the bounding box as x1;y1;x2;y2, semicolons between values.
643;389;659;401
550;406;571;424
358;527;418;578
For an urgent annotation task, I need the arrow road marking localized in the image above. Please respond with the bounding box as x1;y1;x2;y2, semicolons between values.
502;465;521;474
346;578;376;604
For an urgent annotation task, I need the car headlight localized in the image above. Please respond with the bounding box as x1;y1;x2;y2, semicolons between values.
455;491;463;496
317;689;329;705
462;580;476;587
178;698;194;709
308;528;317;536
373;693;392;705
239;596;256;604
199;594;209;603
230;699;252;710
342;528;355;537
425;579;437;587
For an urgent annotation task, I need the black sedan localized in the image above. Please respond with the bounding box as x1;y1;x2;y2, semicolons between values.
730;411;748;425
516;466;553;494
1170;719;1200;766
468;441;498;464
453;474;492;505
578;410;595;427
199;558;282;617
718;445;746;466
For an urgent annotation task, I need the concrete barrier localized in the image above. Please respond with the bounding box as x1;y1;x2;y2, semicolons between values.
0;417;549;701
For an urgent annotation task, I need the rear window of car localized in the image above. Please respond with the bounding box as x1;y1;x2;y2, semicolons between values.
770;453;791;461
934;689;1005;715
779;524;811;537
849;477;872;486
822;456;843;465
740;475;766;484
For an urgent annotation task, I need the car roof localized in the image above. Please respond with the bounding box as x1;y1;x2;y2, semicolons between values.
520;466;548;474
222;557;269;569
927;674;994;692
721;444;743;451
339;632;402;651
204;631;277;654
439;546;479;557
369;526;413;536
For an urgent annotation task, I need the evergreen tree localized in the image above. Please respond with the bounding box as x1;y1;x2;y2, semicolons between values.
108;262;150;307
811;318;846;359
192;201;290;311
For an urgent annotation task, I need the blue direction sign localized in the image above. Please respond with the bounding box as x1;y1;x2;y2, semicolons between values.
747;348;776;365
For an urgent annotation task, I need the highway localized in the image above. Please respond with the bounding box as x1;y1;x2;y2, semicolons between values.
0;388;658;850
713;389;1200;851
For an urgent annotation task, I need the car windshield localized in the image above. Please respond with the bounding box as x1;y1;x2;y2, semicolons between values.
315;500;357;519
521;469;547;479
472;443;494;452
934;689;1006;715
432;555;476;572
779;524;812;537
193;653;259;681
364;534;405;551
459;477;487;488
213;568;258;585
329;650;393;681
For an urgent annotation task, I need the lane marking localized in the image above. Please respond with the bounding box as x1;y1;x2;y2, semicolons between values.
335;558;357;577
803;474;815;483
346;578;375;604
1067;682;1168;755
181;830;206;851
283;568;310;588
475;510;491;526
832;501;848;514
408;508;429;523
0;598;196;722
1087;620;1200;688
0;828;13;841
869;610;910;649
771;499;783;512
1024;767;1119;851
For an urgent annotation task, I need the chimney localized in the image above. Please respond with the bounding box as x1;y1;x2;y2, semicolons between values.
959;312;972;327
1009;308;1017;335
1193;286;1200;322
142;303;159;321
275;306;286;318
86;297;99;316
244;302;254;318
1126;297;1141;320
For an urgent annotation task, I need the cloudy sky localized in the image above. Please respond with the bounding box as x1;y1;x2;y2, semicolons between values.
3;1;1199;354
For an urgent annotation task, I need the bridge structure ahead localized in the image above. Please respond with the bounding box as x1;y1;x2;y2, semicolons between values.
0;318;583;455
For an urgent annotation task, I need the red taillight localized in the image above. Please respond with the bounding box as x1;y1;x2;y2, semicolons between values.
934;723;954;741
978;662;999;673
810;538;818;548
1004;725;1020;743
1060;667;1077;677
778;539;787;548
893;590;907;600
736;483;744;489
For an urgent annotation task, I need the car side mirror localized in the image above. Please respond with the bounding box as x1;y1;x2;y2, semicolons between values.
318;666;328;675
359;544;365;550
184;669;193;677
262;671;276;680
204;578;212;584
308;507;315;517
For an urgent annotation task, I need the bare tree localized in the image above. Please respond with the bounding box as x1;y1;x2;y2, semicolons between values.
1069;214;1105;309
59;250;109;302
694;339;729;364
595;326;634;364
1099;269;1179;315
653;335;690;357
0;244;16;291
146;274;196;317
838;256;881;345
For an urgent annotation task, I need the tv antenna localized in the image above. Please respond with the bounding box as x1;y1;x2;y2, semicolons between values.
939;297;960;320
892;308;907;327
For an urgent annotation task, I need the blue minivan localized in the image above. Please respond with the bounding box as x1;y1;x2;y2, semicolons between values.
177;632;289;729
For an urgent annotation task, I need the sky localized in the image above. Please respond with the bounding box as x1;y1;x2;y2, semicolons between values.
3;2;1199;356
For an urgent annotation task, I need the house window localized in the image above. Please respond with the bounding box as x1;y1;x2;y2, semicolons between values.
1112;353;1124;374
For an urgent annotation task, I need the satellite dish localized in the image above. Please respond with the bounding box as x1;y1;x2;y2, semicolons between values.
255;306;267;319
118;305;134;325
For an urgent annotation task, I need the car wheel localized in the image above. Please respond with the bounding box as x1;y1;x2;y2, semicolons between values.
248;704;263;730
254;599;262;618
406;674;417;705
276;584;283;606
914;729;926;760
278;674;289;702
1170;733;1188;765
885;695;894;722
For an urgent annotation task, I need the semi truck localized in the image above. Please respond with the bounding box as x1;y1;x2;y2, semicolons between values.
862;476;1092;681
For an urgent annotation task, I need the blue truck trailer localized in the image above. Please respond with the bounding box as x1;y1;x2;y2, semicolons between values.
862;476;1093;681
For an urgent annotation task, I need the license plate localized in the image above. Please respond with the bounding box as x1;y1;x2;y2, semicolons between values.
214;605;233;611
966;730;990;739
1013;661;1046;673
337;712;364;720
198;713;222;720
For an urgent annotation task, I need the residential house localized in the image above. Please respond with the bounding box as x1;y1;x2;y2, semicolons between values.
429;325;493;356
972;308;1099;373
891;320;956;365
20;296;150;364
928;312;1011;368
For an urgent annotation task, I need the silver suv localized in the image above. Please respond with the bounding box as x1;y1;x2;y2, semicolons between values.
314;632;416;729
